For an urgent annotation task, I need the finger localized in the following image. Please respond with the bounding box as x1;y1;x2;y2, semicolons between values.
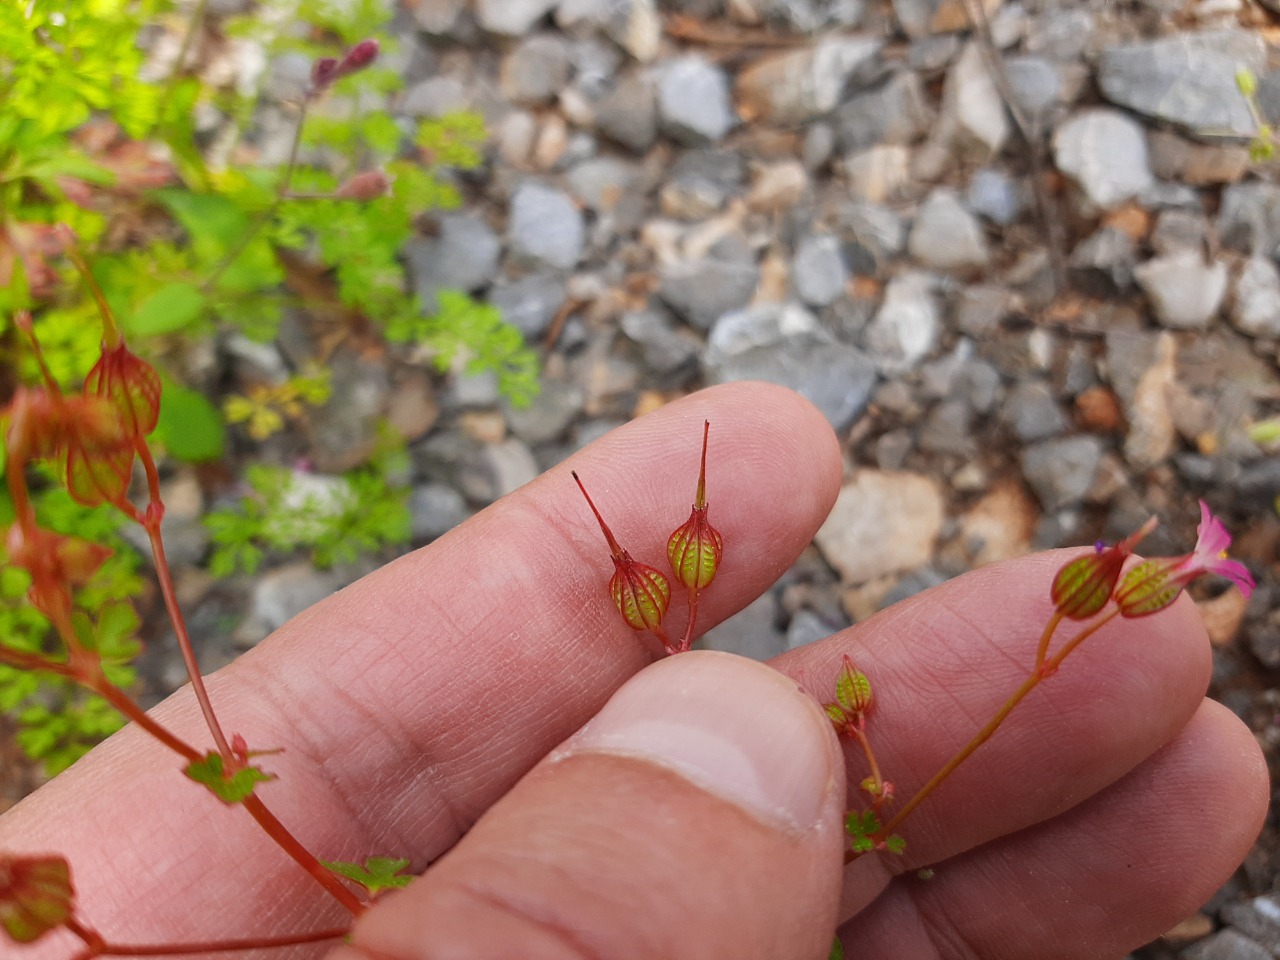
771;551;1215;916
839;699;1267;959
335;652;847;960
0;382;843;949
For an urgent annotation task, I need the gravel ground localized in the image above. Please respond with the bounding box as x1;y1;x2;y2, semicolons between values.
10;1;1280;956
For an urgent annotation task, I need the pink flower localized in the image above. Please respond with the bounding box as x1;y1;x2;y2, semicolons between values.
1114;501;1255;617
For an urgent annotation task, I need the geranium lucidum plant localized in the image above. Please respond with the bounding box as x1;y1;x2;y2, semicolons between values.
0;230;423;953
827;500;1255;861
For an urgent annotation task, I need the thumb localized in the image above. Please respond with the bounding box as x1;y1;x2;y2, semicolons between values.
334;651;847;960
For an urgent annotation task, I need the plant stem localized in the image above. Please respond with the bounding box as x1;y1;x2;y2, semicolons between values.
1034;610;1063;670
201;98;310;294
849;724;886;802
161;0;209;105
135;441;233;760
88;673;201;763
240;794;367;915
680;587;700;653
862;608;1123;852
65;915;348;957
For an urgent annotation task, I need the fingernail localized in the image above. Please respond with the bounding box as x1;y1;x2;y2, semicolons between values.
556;650;839;832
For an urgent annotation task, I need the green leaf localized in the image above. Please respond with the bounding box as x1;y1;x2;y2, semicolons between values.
322;856;413;893
152;382;225;462
883;834;906;855
184;753;275;804
844;809;882;854
828;937;844;960
154;190;251;254
125;282;208;337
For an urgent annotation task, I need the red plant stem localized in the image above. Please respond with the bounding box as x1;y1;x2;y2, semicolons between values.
64;915;349;957
849;724;885;800
680;586;700;654
133;441;233;761
854;608;1123;857
240;795;367;916
127;447;362;916
1034;610;1064;669
0;645;73;676
87;673;201;763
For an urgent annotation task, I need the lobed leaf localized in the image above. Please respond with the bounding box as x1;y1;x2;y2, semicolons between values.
184;753;276;805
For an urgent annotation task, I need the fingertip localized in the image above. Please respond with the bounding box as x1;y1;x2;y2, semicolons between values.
345;652;848;960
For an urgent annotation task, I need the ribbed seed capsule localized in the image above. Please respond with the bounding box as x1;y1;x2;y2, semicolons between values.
573;471;671;633
610;559;671;631
667;420;724;590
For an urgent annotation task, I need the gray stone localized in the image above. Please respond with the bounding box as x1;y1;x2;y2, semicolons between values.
842;145;911;203
966;168;1022;226
658;258;759;331
1097;29;1265;139
483;438;540;499
1134;251;1228;329
409;483;471;541
310;351;391;472
941;42;1010;160
410;0;463;34
557;0;661;62
917;398;975;455
815;470;945;584
792;234;849;307
1231;257;1280;338
1220;897;1280;956
1147;129;1250;186
891;0;994;38
865;272;940;373
908;188;990;270
251;561;361;634
730;0;865;30
401;75;472;118
1002;55;1061;126
507;182;585;271
839;202;908;274
953;358;1002;413
1024;8;1093;60
476;0;557;35
564;156;643;211
504;380;585;445
704;303;879;431
595;72;658;153
1021;435;1103;510
698;592;784;661
1053;108;1154;211
488;274;567;340
500;34;573;105
737;37;884;126
1149;208;1210;256
1069;227;1136;295
404;214;500;309
620;309;702;374
1218;182;1280;258
1182;929;1272;960
656;56;735;145
832;71;933;154
785;609;841;651
1002;380;1068;440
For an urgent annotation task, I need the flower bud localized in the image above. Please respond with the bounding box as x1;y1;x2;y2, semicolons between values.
334;169;392;201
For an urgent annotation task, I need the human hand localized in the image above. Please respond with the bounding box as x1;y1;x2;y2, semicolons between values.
1;383;1266;960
